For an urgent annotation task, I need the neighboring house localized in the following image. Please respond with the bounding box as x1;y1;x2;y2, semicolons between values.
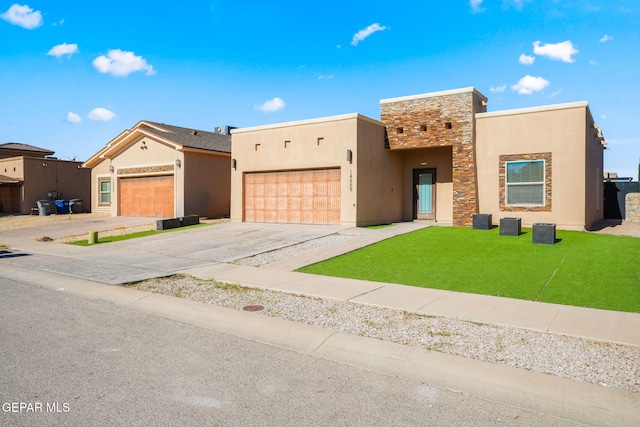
0;143;90;214
230;87;606;230
83;121;231;218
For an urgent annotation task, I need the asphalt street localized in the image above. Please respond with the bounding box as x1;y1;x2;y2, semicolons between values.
0;278;580;426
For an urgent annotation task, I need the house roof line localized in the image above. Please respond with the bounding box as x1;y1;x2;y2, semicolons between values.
232;113;384;134
476;101;589;118
380;87;488;104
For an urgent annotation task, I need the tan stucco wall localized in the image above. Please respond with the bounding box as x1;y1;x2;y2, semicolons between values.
90;135;181;217
183;151;230;218
400;147;454;223
231;114;397;226
476;102;603;230
20;158;90;214
354;120;403;225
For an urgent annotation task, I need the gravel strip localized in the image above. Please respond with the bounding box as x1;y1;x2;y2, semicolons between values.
130;275;640;394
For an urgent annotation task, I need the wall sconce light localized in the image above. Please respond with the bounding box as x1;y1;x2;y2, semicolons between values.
347;149;353;164
109;165;115;173
175;159;182;168
232;159;237;170
42;162;48;167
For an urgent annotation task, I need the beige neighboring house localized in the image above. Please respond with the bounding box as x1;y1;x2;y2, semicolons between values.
231;87;606;230
83;121;231;218
0;143;90;214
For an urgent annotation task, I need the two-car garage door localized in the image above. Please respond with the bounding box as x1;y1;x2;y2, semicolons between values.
119;176;174;217
244;169;340;224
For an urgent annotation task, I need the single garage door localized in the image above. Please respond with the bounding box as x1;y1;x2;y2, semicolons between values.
244;169;340;224
119;176;174;217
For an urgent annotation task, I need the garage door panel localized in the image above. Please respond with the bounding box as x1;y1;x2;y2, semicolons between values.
120;176;174;217
244;169;340;225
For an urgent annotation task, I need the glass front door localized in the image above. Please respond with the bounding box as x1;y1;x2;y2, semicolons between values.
414;169;436;220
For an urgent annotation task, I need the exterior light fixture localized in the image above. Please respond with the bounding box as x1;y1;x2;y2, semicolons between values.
42;162;48;167
347;149;353;164
232;159;237;170
109;165;115;173
176;159;182;168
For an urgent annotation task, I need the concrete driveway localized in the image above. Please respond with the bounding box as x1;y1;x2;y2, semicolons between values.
109;221;351;263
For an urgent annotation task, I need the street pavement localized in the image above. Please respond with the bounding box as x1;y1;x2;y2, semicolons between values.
1;277;583;426
0;217;638;425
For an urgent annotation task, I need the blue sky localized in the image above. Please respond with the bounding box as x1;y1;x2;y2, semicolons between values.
1;1;639;179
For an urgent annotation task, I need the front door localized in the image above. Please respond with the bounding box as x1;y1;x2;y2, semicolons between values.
414;168;436;220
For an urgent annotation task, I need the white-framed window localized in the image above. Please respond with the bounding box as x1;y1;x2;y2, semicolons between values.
99;178;111;205
505;160;545;206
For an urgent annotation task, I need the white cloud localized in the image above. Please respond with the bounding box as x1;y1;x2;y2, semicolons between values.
490;84;506;93
65;112;81;123
351;23;388;46
600;34;613;42
88;107;116;121
519;54;535;65
1;4;43;29
470;0;485;13
92;49;155;77
318;75;334;80
589;59;598;65
47;43;79;58
511;75;549;94
533;40;578;63
255;97;286;113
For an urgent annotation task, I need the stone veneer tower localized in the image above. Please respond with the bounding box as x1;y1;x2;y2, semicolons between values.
380;87;488;227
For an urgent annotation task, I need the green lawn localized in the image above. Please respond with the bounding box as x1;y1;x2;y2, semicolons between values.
298;227;640;313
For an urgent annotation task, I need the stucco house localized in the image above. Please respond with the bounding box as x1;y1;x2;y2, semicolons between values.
83;121;231;218
230;87;605;230
0;143;90;215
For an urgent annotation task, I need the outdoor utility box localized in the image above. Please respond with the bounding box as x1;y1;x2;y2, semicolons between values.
156;218;181;230
500;217;521;236
472;214;492;230
533;223;556;244
180;215;200;227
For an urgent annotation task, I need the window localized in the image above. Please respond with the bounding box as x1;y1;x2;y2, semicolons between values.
397;127;404;134
444;122;452;129
506;160;544;205
420;124;427;131
99;178;111;205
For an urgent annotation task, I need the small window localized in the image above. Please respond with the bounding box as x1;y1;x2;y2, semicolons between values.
420;124;427;131
99;179;111;205
397;127;404;134
255;143;260;151
444;122;452;129
317;137;323;146
284;140;290;148
506;160;544;205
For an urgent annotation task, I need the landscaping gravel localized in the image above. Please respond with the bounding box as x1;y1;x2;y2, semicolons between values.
131;274;640;395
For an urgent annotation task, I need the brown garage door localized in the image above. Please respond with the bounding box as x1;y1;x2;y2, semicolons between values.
244;169;340;224
119;176;174;217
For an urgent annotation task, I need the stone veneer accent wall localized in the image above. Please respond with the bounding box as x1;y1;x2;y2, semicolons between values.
626;193;640;222
381;90;485;226
499;153;552;212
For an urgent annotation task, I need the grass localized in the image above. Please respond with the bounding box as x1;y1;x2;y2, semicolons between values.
67;223;209;246
298;227;640;313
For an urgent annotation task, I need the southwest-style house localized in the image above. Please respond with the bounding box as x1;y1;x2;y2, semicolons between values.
230;87;605;230
0;143;90;214
83;121;231;218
